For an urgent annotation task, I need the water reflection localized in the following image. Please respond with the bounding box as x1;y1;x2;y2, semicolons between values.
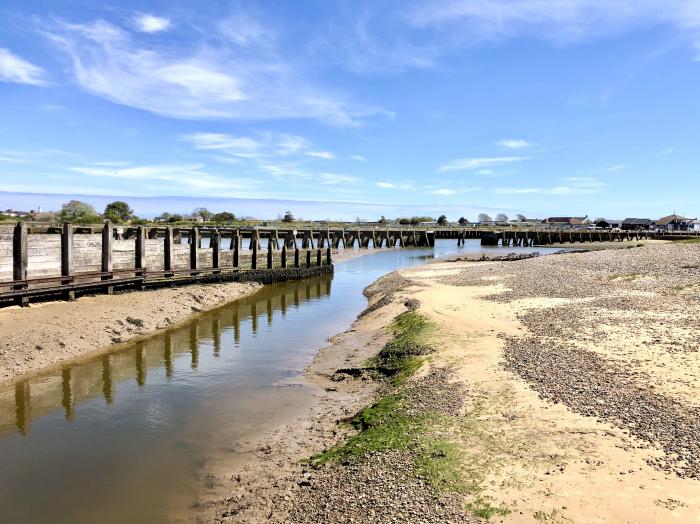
0;275;333;437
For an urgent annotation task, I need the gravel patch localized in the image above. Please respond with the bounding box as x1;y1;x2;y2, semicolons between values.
503;338;700;479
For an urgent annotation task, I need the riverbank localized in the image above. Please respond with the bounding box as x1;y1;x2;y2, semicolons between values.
0;281;262;384
202;242;699;522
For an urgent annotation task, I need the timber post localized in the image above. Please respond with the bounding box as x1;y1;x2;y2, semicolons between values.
190;227;200;274
267;245;274;269
316;248;322;267
163;226;173;275
294;247;300;268
281;245;287;268
61;223;75;301
233;232;240;268
102;221;114;294
306;249;312;267
326;247;332;265
12;222;28;307
251;240;258;270
135;226;146;289
212;229;221;271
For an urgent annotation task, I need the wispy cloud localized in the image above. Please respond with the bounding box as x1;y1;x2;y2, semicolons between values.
494;187;540;195
305;151;335;160
605;164;626;172
42;18;381;126
376;181;414;190
351;155;367;162
0;48;49;86
430;188;457;195
496;138;531;149
132;14;171;33
438;156;528;173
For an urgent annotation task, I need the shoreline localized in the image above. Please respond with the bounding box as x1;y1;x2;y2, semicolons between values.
200;241;700;523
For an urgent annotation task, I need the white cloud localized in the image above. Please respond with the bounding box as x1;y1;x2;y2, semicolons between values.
430;188;457;195
496;138;531;149
43;19;379;126
181;133;261;156
376;181;414;190
438;156;527;173
306;151;335;160
219;10;274;48
318;173;358;185
133;14;171;33
351;155;367;162
0;48;49;86
605;164;626;172
376;181;395;189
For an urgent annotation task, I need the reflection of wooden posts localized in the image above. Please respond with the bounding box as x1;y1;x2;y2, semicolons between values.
281;246;287;268
251;241;258;270
62;223;75;301
102;355;114;403
212;229;221;271
190;227;200;274
62;368;74;420
135;344;146;386
306;249;312;267
232;308;240;345
251;302;258;333
326;247;332;265
280;293;287;316
293;288;300;306
102;221;114;294
267;245;274;269
164;226;174;275
15;381;30;435
135;226;146;289
189;323;199;369
294;248;300;268
164;333;173;379
213;317;221;357
13;222;28;307
316;248;322;267
266;298;273;325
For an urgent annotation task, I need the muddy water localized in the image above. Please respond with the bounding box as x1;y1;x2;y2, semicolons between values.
0;240;559;523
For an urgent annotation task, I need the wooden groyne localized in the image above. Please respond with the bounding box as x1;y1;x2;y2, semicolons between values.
0;222;337;307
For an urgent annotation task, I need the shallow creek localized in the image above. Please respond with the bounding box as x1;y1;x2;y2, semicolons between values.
0;240;560;523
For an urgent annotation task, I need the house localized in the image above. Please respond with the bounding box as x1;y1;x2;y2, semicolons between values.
690;220;700;232
621;218;656;231
657;214;696;232
595;219;622;230
544;216;589;228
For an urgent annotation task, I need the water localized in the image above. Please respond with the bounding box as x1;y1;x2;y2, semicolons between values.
0;240;559;523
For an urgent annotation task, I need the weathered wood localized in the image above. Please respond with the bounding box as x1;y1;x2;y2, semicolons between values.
251;241;257;270
164;226;174;272
135;226;146;270
306;249;312;267
316;249;322;266
267;246;274;269
61;223;73;277
326;247;332;265
212;229;221;269
281;245;287;268
190;227;200;271
233;233;240;268
13;222;28;282
294;248;300;268
102;222;113;273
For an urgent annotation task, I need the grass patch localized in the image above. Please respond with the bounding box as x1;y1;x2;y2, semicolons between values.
366;311;434;385
676;237;700;244
466;496;511;519
311;394;467;493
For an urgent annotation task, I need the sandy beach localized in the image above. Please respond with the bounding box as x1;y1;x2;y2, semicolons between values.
200;242;700;523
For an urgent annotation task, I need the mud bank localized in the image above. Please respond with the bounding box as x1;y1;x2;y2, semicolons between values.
0;281;261;384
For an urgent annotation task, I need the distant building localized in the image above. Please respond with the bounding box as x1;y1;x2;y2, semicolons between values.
657;214;696;232
544;216;589;228
621;218;656;231
690;219;700;232
595;219;622;230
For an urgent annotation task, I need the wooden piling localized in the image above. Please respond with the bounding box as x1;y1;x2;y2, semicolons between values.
190;227;200;273
281;245;287;268
61;223;75;300
164;226;173;274
212;229;221;270
102;221;114;294
294;248;300;268
13;222;28;307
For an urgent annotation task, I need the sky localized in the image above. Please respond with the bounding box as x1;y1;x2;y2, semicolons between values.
1;0;699;220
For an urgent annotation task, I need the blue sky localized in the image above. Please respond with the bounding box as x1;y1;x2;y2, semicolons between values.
1;0;699;220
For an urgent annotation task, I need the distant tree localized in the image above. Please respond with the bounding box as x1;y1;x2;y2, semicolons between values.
282;210;295;223
168;214;183;223
495;213;509;223
131;216;149;225
437;214;448;225
515;213;526;222
398;217;411;225
59;200;100;223
378;215;387;224
458;217;468;225
478;213;492;223
212;211;236;224
103;201;133;223
192;207;212;221
156;212;172;222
